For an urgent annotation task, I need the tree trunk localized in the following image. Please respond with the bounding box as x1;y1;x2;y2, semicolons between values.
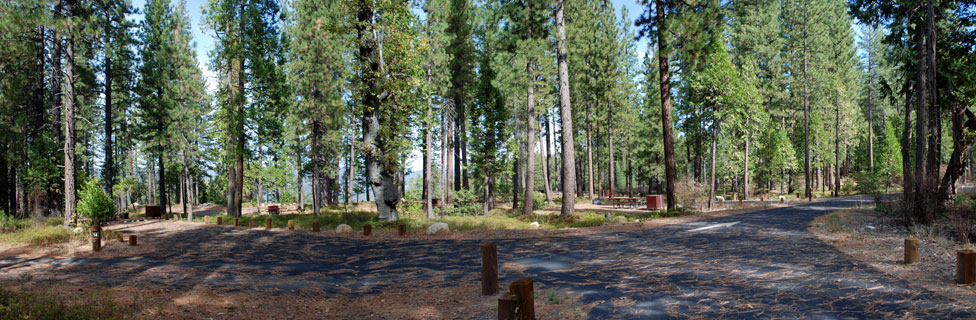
357;2;399;221
348;133;355;205
441;106;449;216
104;37;114;196
802;7;812;199
915;22;929;223
902;86;914;221
523;54;536;215
835;97;841;197
312;119;321;217
556;0;576;217
656;0;677;210
296;134;304;211
540;116;554;205
744;131;749;199
544;111;555;198
586;103;594;200
708;123;717;210
608;98;615;198
867;51;874;169
62;0;77;225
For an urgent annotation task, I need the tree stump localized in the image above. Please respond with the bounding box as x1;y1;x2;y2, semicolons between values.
363;224;372;236
91;226;102;252
288;220;295;230
116;232;125;242
905;237;920;264
266;218;272;229
129;235;137;246
481;242;499;295
498;293;518;320
957;248;976;284
398;224;407;237
217;217;223;225
313;222;320;232
738;199;742;206
234;218;239;227
509;278;534;320
204;216;209;224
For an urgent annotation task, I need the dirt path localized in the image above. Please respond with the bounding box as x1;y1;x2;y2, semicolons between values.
1;196;972;318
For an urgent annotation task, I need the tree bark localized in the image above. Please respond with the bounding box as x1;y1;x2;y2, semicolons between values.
708;122;717;210
835;96;841;197
656;0;677;210
540;116;554;205
523;51;536;215
868;50;874;169
744;131;749;199
802;6;812;199
62;0;77;225
357;1;399;221
556;0;576;217
586;103;594;200
312;119;321;216
608;98;615;198
915;22;929;223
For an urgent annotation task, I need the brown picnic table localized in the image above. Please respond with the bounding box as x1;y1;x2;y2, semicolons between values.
607;196;642;209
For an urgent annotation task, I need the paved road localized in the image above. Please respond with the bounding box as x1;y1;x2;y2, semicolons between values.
2;196;973;318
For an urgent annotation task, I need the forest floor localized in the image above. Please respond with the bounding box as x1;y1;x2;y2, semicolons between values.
810;207;976;310
2;196;974;319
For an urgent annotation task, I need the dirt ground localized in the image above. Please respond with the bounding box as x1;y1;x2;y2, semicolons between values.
0;200;805;319
810;207;976;310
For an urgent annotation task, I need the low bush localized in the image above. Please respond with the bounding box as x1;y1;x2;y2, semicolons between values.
77;178;116;226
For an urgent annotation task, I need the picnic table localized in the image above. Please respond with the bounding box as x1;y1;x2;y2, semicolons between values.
607;196;642;209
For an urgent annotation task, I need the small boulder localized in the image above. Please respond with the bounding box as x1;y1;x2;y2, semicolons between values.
426;222;450;235
72;227;84;234
716;196;725;202
336;224;352;234
529;222;540;229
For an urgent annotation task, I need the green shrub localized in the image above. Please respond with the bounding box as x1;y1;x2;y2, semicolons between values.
532;192;548;210
77;178;116;225
450;188;481;216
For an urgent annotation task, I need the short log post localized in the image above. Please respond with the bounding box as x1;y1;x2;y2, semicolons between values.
249;219;255;228
398;224;407;237
217;216;223;225
234;218;239;227
498;293;518;320
266;218;272;229
509;278;534;320
91;226;102;252
957;248;976;284
738;199;743;206
313;221;320;232
363;224;372;236
288;220;295;230
780;197;784;203
116;232;125;242
481;242;498;295
129;235;137;246
204;216;209;224
904;237;920;264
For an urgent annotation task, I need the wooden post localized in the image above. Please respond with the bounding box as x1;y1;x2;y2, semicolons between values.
91;226;102;252
498;293;518;320
738;199;742;206
129;235;137;246
249;219;255;228
313;221;320;232
780;197;784;203
509;278;534;320
234;218;239;227
204;216;209;224
217;216;223;225
398;224;407;237
363;224;372;236
957;248;976;284
266;218;272;229
288;220;295;230
481;242;499;295
905;237;920;264
116;232;125;242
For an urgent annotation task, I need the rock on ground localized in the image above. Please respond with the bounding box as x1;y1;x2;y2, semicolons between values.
336;224;352;234
426;223;450;235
